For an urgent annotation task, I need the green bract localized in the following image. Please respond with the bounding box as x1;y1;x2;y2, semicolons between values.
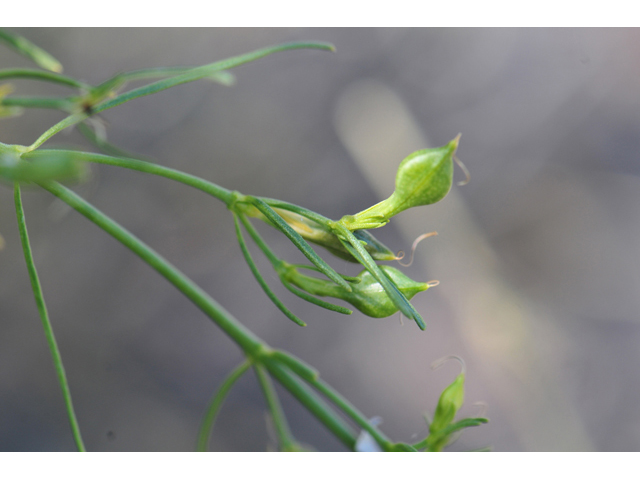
339;135;460;231
412;358;489;452
283;265;433;318
430;371;465;435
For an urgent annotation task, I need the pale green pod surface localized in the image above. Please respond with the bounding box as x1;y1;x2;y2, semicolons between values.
285;265;431;318
341;135;460;231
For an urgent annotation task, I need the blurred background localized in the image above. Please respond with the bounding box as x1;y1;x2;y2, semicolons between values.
1;28;639;451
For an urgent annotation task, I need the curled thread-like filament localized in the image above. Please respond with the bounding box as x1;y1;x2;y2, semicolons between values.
395;231;438;267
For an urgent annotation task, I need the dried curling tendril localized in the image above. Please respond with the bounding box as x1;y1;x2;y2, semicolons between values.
395;231;438;267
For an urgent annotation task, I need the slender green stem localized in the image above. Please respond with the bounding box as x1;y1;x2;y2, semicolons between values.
1;96;75;110
28;113;88;151
25;152;352;304
0;68;89;89
266;350;319;382
196;359;252;452
235;216;351;314
282;280;353;315
233;213;306;327
97;67;235;87
38;180;264;356
38;180;360;449
14;183;86;452
263;361;357;449
27;42;333;149
236;213;280;266
308;375;393;451
24;150;234;204
0;29;62;72
253;364;299;451
92;42;333;116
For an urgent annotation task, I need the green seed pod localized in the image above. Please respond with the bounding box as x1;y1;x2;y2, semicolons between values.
340;135;460;231
283;265;434;318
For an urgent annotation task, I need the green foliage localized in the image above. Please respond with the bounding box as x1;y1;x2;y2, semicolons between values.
413;358;489;452
0;29;487;452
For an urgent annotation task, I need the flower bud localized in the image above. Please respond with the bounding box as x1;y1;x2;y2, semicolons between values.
430;371;465;434
340;135;460;231
283;265;433;318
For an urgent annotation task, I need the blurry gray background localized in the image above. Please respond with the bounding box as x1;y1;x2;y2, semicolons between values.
1;28;639;451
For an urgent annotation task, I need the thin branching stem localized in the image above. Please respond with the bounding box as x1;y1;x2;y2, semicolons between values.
13;183;86;452
308;375;393;451
233;212;306;327
196;359;252;452
262;361;357;449
24;150;234;204
0;68;89;89
253;364;299;451
38;180;360;449
26;42;333;150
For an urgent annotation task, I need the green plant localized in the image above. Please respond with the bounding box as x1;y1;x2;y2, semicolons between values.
0;29;487;452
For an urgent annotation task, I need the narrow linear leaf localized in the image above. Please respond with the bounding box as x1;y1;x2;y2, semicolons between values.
233;213;306;327
266;351;319;383
236;211;280;266
27;42;333;148
14;183;85;452
1;95;76;111
236;212;351;315
94;42;334;115
283;280;352;315
249;197;351;292
25;149;234;204
0;29;63;72
253;364;301;451
264;361;357;449
0;69;88;89
107;66;236;86
196;359;252;451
